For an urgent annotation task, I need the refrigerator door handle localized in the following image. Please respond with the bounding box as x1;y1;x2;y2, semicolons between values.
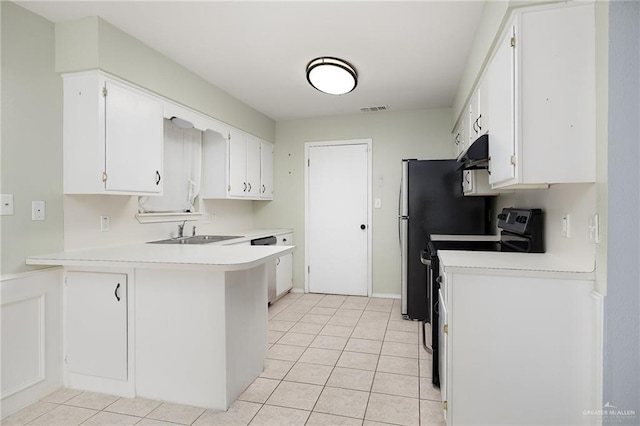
400;217;409;317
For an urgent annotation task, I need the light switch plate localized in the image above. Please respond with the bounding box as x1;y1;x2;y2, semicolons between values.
374;198;382;209
1;194;14;215
561;213;570;238
32;200;45;221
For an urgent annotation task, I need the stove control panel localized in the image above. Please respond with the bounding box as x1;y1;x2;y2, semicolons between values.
497;208;543;235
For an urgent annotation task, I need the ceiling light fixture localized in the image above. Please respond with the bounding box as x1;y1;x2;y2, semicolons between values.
306;57;358;95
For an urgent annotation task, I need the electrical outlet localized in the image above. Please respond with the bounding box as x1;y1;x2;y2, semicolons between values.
202;212;215;224
32;201;46;221
100;215;111;232
1;194;14;215
374;198;382;209
561;213;570;238
588;214;600;244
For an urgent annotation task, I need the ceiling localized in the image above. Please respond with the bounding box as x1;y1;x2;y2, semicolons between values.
17;1;485;121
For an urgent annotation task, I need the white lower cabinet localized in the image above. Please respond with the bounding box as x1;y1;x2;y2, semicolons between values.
439;264;600;425
65;271;128;381
275;233;294;298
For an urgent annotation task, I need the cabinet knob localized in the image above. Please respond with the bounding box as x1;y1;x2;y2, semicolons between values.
360;224;366;230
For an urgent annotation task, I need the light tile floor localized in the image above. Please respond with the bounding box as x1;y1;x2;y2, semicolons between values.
4;294;445;426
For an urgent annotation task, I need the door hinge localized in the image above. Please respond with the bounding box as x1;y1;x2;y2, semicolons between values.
443;401;448;411
102;171;108;182
308;265;310;274
102;87;108;97
227;185;231;192
64;355;68;364
510;36;516;48
443;324;448;334
228;132;231;141
307;159;310;167
510;155;517;166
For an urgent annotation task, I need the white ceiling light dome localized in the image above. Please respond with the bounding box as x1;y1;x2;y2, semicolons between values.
306;57;358;95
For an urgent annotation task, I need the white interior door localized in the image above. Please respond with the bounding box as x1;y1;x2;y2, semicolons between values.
307;141;370;296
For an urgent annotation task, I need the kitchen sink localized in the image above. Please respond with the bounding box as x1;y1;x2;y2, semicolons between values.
147;235;243;245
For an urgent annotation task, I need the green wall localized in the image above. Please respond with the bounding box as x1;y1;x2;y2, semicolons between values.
55;17;275;142
254;108;453;295
1;2;64;274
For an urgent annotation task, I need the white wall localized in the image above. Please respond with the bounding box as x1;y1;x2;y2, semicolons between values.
495;184;597;269
62;196;255;251
254;108;453;296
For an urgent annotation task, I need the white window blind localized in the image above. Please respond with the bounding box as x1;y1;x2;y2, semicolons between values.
139;119;201;213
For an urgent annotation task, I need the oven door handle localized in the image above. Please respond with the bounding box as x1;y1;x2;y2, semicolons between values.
500;239;529;252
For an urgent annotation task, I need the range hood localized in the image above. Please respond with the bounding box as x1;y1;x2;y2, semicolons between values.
456;134;489;170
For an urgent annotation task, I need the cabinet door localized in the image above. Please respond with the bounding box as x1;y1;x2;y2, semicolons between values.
462;170;474;194
228;128;247;197
456;115;467;157
104;81;163;193
260;141;274;199
487;22;517;186
66;271;128;381
276;253;293;296
467;91;479;145
478;78;490;136
245;136;262;198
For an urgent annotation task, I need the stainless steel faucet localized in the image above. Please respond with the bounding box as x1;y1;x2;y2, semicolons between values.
178;220;187;238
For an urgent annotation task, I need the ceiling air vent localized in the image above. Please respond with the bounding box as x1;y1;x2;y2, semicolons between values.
360;106;388;113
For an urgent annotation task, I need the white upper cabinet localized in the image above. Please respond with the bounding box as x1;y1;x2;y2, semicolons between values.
453;115;467;158
462;169;513;196
260;141;274;200
201;128;274;200
245;135;262;198
63;72;163;195
229;128;248;197
488;3;596;188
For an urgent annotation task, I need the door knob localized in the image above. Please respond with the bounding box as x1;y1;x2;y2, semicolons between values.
360;224;366;230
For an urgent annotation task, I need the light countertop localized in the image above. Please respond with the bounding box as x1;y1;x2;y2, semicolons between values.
438;250;595;280
26;228;295;271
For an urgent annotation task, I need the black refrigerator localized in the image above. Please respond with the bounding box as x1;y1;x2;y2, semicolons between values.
399;159;491;321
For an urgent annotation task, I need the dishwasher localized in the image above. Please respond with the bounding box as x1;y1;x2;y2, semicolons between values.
251;236;277;304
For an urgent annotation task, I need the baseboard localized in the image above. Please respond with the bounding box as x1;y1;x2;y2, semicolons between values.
371;293;401;299
289;287;304;294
